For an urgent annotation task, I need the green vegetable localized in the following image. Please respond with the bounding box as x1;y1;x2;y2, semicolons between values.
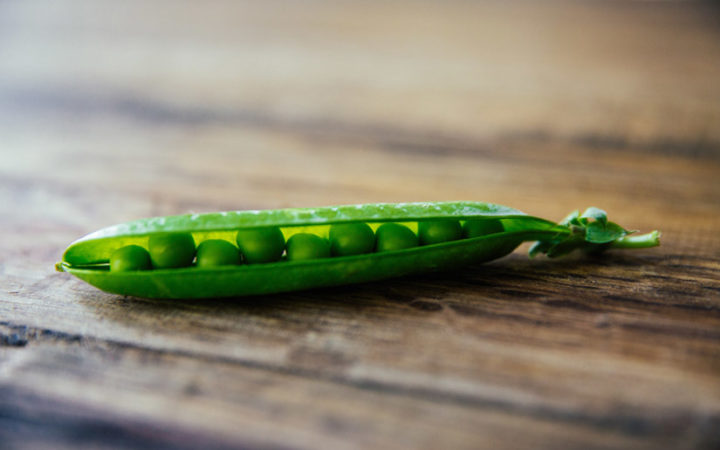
419;220;462;245
329;223;375;256
148;233;195;269
375;223;418;252
196;239;240;267
286;233;330;261
56;202;660;299
236;227;285;263
463;219;504;238
110;245;151;272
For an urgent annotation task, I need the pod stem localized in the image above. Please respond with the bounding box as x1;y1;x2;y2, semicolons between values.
610;231;661;249
529;207;661;258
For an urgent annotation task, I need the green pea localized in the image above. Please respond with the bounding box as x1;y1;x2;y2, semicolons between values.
418;220;462;245
60;201;662;299
463;219;504;238
236;227;285;263
148;233;196;269
196;239;240;267
286;233;330;261
375;223;418;252
329;223;375;256
110;245;151;272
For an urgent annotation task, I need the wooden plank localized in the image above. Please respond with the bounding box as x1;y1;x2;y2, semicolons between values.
1;325;714;450
2;249;719;447
1;0;719;448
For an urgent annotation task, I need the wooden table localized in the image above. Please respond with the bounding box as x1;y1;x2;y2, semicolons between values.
1;1;719;448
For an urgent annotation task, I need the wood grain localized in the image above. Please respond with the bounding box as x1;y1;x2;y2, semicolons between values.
1;1;719;449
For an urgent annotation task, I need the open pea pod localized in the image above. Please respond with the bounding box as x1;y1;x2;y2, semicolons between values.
56;201;660;299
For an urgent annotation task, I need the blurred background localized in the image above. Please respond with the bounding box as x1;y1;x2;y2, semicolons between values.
2;1;718;225
1;1;720;449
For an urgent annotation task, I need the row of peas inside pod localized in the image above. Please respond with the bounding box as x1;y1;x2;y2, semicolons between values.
109;219;505;272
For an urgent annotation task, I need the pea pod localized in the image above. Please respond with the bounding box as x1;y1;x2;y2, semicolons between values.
56;202;660;299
